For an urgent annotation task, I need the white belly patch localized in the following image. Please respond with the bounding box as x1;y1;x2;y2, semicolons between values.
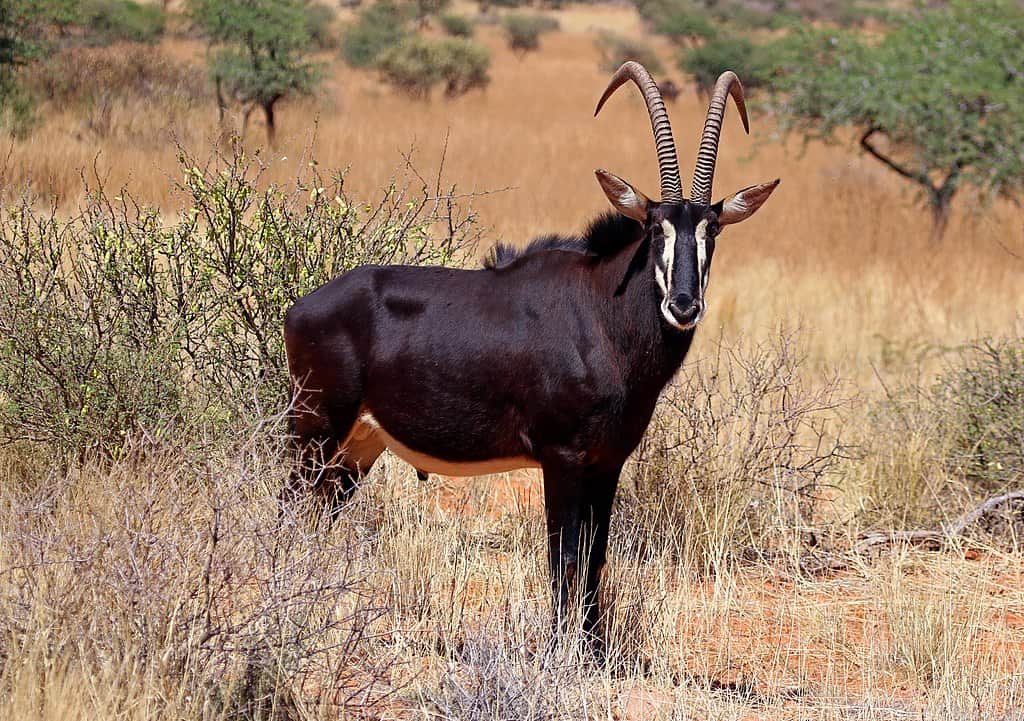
352;411;539;477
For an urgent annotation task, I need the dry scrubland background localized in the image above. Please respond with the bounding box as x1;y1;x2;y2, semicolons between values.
1;2;1024;720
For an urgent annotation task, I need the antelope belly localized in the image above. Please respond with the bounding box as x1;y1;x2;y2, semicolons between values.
361;412;539;477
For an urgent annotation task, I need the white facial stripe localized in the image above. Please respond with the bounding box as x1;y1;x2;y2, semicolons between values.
694;218;708;296
658;219;683;328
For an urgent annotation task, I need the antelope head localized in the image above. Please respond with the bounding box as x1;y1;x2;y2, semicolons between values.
595;62;779;330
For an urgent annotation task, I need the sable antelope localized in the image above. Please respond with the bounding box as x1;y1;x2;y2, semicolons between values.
283;62;779;638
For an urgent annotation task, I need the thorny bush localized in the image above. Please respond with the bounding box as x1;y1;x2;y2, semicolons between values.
0;428;403;719
858;336;1024;529
0;143;481;461
619;327;849;575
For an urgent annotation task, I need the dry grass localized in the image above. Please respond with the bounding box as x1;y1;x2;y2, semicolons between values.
2;430;1022;720
1;4;1024;719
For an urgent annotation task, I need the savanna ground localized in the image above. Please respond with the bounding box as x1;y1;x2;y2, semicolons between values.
1;3;1024;719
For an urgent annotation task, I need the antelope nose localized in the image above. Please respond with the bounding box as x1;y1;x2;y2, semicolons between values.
669;295;702;325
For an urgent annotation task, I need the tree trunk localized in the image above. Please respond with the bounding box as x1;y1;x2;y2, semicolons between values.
215;75;227;125
929;197;952;243
241;103;256;140
860;127;962;243
262;100;276;147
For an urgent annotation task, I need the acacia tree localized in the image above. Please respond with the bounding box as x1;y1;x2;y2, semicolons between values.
189;0;321;146
770;1;1024;239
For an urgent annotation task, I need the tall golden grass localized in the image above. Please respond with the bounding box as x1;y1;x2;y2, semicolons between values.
1;6;1023;719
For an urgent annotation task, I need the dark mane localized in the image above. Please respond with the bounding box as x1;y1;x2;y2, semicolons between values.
483;212;642;270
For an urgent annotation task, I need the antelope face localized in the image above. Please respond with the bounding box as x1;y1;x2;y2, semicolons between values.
650;202;717;330
655;201;720;327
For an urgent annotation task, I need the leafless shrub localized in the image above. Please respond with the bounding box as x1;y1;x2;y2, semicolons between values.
24;44;207;141
423;623;597;720
0;423;401;719
618;327;849;576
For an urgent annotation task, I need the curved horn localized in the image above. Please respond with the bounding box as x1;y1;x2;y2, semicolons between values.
691;71;750;206
594;61;683;203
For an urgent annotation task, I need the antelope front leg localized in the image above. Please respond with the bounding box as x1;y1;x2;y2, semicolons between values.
541;460;584;635
580;465;621;638
542;460;621;646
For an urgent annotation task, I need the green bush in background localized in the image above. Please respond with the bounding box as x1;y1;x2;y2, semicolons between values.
594;31;664;76
83;0;166;44
378;35;490;99
340;0;413;68
678;33;771;98
438;12;474;38
501;13;558;55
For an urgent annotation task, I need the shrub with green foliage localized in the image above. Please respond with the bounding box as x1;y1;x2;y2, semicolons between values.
340;0;412;68
857;336;1024;530
679;33;772;98
594;31;664;76
378;36;489;99
501;13;558;55
0;148;479;460
81;0;165;44
1;0;47;136
931;340;1024;495
437;37;490;97
302;1;337;50
438;12;473;37
635;0;717;43
638;0;886;32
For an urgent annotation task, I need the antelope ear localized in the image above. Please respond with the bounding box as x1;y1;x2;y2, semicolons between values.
712;179;780;226
596;169;650;223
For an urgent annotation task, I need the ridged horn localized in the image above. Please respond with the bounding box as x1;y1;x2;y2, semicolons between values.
691;71;750;206
594;61;683;204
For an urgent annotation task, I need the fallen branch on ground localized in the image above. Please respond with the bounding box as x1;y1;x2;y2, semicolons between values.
853;489;1024;555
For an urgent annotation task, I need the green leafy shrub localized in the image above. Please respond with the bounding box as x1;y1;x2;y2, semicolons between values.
0;147;479;460
594;31;664;76
378;36;489;99
438;12;473;37
636;0;717;43
0;83;36;138
437;37;490;97
340;0;412;68
855;337;1024;529
679;33;772;98
303;1;337;50
83;0;166;43
411;0;451;23
655;10;716;42
377;36;442;98
931;340;1024;494
501;13;558;55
